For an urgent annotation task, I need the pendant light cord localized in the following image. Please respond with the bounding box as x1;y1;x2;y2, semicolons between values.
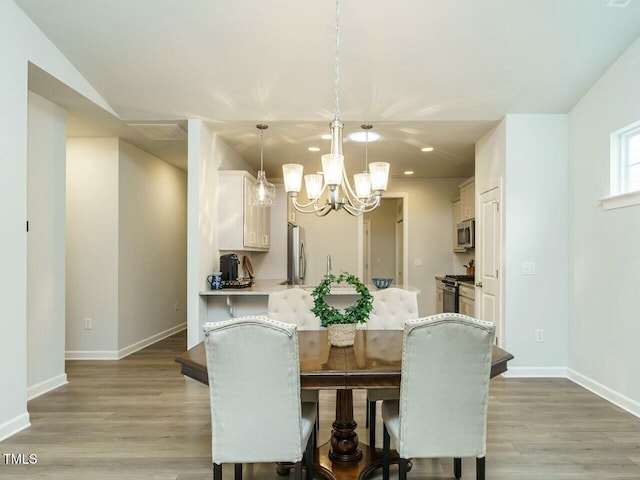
260;128;264;171
333;0;340;121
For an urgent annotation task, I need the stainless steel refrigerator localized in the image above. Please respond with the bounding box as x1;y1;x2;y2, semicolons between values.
287;223;306;285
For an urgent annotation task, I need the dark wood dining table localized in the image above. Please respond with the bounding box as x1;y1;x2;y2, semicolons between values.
175;329;514;480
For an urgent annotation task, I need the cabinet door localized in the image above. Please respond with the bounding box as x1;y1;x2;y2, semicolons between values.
258;205;270;248
243;177;258;248
452;199;466;252
436;287;444;314
459;296;475;317
460;180;475;221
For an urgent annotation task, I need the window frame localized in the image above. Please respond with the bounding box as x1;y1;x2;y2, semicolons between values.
603;121;640;210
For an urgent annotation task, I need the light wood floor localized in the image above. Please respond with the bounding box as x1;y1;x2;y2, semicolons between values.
2;331;640;479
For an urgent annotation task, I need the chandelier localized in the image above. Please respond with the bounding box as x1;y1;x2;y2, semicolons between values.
250;123;275;207
281;0;390;216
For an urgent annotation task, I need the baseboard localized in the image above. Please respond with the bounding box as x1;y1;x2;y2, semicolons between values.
117;323;186;359
0;413;30;442
66;323;186;360
568;369;640;419
503;366;568;378
65;350;119;360
27;373;68;400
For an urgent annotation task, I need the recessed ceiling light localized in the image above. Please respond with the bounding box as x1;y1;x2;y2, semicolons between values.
321;134;332;140
404;170;414;175
308;147;320;152
421;147;434;152
606;0;631;7
348;131;380;142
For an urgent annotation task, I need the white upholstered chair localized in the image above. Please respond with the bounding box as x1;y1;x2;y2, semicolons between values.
203;316;317;480
381;314;495;480
366;288;419;447
267;288;320;409
267;288;319;330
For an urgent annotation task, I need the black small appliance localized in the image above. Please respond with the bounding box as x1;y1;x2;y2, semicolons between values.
220;253;239;281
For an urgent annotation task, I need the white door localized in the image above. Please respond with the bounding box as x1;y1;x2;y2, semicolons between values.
395;219;404;284
363;220;371;284
479;186;502;346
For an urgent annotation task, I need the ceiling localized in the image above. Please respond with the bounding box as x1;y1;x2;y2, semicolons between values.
16;0;640;176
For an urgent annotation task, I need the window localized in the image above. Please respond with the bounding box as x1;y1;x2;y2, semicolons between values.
604;122;640;210
626;131;640;192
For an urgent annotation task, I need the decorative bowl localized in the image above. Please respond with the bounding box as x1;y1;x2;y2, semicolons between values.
372;277;393;289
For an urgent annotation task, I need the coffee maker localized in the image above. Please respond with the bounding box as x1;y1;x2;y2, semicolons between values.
220;253;239;281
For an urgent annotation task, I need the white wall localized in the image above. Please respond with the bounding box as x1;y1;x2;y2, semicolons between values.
292;199;359;286
66;138;120;354
67;138;187;358
26;92;67;399
504;114;569;373
365;198;397;281
0;0;115;440
475;116;570;374
475;119;507;342
117;140;187;352
186;120;254;347
385;178;463;316
568;35;640;413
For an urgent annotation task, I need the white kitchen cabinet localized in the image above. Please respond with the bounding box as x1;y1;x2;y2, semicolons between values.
436;285;444;314
218;171;270;252
459;177;475;221
458;283;475;317
452;198;466;253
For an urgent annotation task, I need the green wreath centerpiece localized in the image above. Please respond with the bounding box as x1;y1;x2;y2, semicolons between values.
311;272;373;327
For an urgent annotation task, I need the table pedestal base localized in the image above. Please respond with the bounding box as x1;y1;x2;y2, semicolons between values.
316;442;408;480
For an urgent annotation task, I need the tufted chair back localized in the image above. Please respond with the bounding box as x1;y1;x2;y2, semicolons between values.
267;288;320;330
203;316;307;464
395;313;495;459
367;288;419;330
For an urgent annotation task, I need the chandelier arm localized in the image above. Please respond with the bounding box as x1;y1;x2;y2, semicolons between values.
339;166;378;209
341;203;364;217
316;203;334;217
346;195;382;215
289;194;324;209
290;196;329;214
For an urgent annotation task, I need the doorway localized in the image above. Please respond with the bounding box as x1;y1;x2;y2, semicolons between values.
359;194;408;286
478;184;503;346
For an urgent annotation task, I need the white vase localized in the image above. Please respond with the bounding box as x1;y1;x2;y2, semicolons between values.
327;323;357;347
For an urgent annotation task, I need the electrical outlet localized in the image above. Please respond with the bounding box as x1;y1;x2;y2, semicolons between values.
84;318;92;330
522;262;536;275
535;329;544;343
174;301;179;312
413;258;422;267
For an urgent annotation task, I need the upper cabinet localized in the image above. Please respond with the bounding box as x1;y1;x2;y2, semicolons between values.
218;171;270;252
452;198;467;253
459;177;475;221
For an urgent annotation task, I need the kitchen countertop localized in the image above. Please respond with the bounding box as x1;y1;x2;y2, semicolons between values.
435;275;475;286
200;279;421;296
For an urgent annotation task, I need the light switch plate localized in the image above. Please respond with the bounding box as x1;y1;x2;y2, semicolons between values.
413;258;422;267
522;262;536;275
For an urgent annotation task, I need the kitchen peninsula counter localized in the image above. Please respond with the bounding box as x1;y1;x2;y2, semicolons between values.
198;281;420;336
199;280;420;296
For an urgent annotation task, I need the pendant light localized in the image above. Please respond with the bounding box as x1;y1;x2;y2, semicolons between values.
250;124;276;207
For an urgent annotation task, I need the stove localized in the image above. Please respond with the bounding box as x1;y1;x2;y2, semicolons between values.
441;275;475;313
442;274;474;287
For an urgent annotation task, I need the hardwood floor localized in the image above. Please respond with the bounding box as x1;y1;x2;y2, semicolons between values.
1;330;639;479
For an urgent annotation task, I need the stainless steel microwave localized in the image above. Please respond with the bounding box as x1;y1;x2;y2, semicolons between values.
457;219;475;249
